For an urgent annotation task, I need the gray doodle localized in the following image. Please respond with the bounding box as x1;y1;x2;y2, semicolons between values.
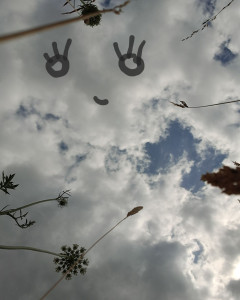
113;35;146;76
93;96;109;105
43;39;72;78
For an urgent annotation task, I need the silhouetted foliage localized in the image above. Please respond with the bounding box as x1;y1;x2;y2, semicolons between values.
201;161;240;195
182;0;235;41
0;172;19;194
0;171;71;229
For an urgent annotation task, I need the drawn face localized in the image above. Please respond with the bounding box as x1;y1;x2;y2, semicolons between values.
43;35;146;104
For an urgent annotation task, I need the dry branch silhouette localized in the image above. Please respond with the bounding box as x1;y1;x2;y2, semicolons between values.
0;0;130;43
0;171;71;228
169;99;240;109
182;0;235;41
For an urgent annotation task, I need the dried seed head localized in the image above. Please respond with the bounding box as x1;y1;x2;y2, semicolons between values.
127;206;143;217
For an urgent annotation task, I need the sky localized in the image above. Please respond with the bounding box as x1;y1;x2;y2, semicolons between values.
0;0;240;299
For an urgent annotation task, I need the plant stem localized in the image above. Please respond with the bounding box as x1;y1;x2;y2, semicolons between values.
0;198;58;215
0;0;130;43
40;206;143;299
0;245;64;257
187;99;240;108
66;0;81;16
40;216;128;299
84;216;128;256
182;0;235;41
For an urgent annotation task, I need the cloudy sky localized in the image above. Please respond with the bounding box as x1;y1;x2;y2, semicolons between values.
0;0;240;299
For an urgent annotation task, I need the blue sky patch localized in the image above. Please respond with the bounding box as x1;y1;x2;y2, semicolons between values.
198;0;216;16
59;141;69;152
192;239;204;264
104;146;127;173
100;0;111;8
214;39;238;66
44;113;60;121
139;119;227;193
16;104;38;118
75;154;87;164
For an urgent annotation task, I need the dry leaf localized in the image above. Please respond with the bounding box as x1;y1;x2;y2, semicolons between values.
201;164;240;195
233;161;240;167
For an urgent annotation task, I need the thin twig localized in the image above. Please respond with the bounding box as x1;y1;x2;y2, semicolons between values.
182;0;235;41
169;99;240;108
0;190;70;215
0;245;64;257
0;0;130;44
0;198;58;215
65;0;81;16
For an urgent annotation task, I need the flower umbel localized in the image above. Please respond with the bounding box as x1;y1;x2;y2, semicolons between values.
54;244;89;280
62;1;102;27
81;3;102;27
57;190;71;208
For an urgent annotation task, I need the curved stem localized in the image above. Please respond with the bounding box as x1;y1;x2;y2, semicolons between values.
0;0;130;43
0;198;57;215
0;245;64;257
84;216;128;256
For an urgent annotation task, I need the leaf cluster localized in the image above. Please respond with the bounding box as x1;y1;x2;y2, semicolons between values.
0;172;19;195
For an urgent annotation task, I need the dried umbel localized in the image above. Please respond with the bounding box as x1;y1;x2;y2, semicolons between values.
81;4;102;27
53;244;89;280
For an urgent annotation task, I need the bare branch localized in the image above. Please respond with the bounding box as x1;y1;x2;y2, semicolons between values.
6;209;36;229
169;99;240;109
182;0;235;41
0;0;130;44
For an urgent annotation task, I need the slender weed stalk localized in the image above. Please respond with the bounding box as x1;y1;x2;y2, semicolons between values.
39;206;143;300
169;99;240;109
182;0;235;41
0;171;71;228
0;0;130;44
0;245;64;257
